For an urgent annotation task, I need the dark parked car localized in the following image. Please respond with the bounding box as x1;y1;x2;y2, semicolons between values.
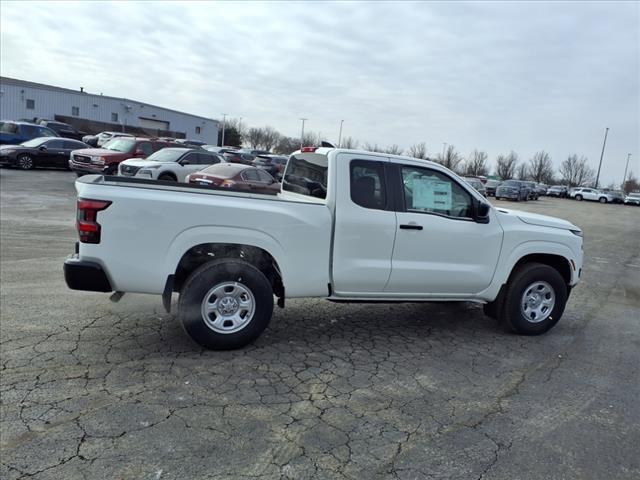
495;179;529;201
522;181;539;200
186;163;281;195
0;120;59;145
224;150;255;165
0;137;89;170
252;154;288;178
38;120;84;140
484;179;501;197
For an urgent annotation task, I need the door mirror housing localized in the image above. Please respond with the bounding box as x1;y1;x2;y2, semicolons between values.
179;159;190;165
38;145;47;151
134;149;145;156
474;199;491;223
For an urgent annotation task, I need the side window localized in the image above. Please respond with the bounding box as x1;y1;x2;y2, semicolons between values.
401;165;472;219
256;169;273;183
138;142;153;156
350;160;387;210
63;140;82;149
38;127;55;137
26;99;35;109
242;169;260;181
22;125;38;137
0;122;19;134
47;140;65;149
198;153;219;165
182;152;199;164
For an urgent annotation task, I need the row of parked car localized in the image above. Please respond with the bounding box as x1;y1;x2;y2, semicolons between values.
462;176;638;205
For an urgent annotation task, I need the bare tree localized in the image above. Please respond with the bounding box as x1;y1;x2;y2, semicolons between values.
259;126;280;151
407;142;428;159
246;127;264;149
559;154;595;187
340;136;359;149
528;151;554;183
274;136;302;155
362;142;385;153
384;145;403;155
435;144;463;173
463;149;489;176
623;171;639;194
516;163;529;180
495;151;518;180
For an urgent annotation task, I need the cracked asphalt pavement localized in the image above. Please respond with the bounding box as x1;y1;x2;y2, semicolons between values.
1;168;639;479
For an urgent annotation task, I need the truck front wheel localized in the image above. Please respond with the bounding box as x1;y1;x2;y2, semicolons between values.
499;263;567;335
178;260;274;350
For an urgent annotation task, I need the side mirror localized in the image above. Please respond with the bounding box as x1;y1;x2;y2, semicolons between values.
475;200;491;223
39;145;47;151
135;149;145;156
180;159;190;165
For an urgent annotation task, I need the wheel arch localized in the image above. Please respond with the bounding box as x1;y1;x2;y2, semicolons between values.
510;253;572;286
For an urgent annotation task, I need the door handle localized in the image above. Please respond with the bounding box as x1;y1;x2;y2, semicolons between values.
399;224;423;230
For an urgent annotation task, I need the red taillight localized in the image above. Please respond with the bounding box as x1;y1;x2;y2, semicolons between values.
77;198;111;244
301;146;317;153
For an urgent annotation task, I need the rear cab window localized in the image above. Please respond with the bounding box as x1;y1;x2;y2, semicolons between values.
283;153;328;199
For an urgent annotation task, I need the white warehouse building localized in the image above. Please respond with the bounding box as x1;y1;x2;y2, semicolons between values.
0;77;219;144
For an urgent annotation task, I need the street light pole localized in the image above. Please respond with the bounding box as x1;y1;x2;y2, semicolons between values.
338;119;344;148
300;118;307;149
594;127;609;189
622;153;632;190
238;116;242;146
442;142;447;160
220;113;228;147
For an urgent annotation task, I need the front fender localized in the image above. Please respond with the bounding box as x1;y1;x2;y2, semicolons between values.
478;240;578;301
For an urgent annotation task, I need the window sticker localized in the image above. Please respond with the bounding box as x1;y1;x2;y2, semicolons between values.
411;178;452;210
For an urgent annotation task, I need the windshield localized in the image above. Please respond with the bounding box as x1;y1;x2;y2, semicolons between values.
627;193;640;198
147;149;190;162
103;138;135;153
21;137;49;147
503;180;520;187
283;153;328;199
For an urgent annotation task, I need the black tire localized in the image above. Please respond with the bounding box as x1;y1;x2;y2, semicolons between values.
599;197;607;204
498;263;567;335
158;173;176;181
17;154;34;170
178;259;274;350
575;194;583;201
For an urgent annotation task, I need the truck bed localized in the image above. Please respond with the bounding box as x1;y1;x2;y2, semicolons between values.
75;175;333;297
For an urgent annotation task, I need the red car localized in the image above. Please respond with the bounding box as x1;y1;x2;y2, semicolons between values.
186;163;280;194
69;137;180;176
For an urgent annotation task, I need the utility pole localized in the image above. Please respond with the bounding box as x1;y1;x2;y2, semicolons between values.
338;119;344;148
238;116;242;146
300;118;307;149
622;153;632;190
594;127;609;189
220;113;228;147
442;142;447;160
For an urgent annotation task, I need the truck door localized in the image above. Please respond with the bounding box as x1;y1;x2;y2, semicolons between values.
332;154;397;294
384;161;503;295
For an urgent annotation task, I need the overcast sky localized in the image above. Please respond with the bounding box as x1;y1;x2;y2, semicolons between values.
1;1;638;184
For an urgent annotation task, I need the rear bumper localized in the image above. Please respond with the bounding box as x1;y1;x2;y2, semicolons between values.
64;254;113;292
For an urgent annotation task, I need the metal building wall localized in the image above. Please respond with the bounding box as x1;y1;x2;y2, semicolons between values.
0;78;218;144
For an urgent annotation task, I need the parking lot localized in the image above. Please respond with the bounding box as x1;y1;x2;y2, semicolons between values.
1;168;639;479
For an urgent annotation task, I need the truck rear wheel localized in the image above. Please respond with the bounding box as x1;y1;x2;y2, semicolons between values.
178;259;274;350
498;262;567;335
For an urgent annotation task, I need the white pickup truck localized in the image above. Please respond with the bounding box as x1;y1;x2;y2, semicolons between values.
64;147;584;349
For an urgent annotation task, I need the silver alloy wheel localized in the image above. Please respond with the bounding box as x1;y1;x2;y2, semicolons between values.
521;281;555;323
200;281;255;334
18;154;34;169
